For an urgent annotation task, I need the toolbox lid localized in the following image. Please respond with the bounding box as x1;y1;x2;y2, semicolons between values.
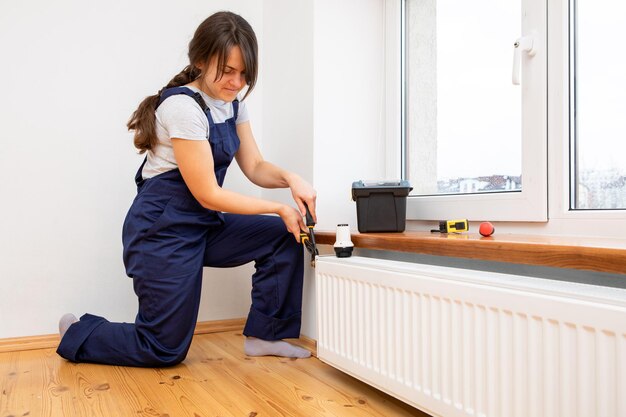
351;180;413;199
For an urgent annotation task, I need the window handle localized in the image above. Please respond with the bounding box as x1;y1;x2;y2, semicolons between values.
512;36;536;85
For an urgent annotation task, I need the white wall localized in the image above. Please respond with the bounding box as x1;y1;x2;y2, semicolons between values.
312;0;387;231
297;0;388;338
260;0;316;337
0;0;387;340
0;0;262;339
259;0;388;338
260;1;314;202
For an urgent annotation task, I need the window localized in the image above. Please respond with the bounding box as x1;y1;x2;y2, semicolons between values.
396;0;626;227
570;0;626;210
401;0;548;221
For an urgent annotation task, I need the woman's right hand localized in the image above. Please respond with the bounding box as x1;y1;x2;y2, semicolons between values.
278;205;307;242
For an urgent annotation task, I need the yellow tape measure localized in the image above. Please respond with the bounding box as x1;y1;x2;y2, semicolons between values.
432;219;469;233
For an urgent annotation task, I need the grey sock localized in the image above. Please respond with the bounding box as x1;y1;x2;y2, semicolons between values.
59;313;78;339
244;337;311;358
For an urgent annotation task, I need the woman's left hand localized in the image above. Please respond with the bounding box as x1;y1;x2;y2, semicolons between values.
288;175;317;223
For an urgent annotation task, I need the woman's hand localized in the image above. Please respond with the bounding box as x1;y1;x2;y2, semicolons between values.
278;205;307;242
287;174;317;223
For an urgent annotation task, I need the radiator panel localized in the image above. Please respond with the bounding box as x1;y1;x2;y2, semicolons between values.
315;256;626;417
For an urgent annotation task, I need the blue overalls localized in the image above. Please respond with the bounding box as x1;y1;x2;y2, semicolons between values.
57;87;304;367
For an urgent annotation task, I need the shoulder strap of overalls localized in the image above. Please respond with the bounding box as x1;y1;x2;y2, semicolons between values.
232;99;239;121
158;86;215;126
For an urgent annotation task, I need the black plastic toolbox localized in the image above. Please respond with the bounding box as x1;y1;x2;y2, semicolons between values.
351;180;412;233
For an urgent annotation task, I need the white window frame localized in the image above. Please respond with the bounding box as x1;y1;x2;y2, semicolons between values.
385;0;626;237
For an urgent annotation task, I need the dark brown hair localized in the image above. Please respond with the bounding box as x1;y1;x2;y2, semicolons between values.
127;11;258;153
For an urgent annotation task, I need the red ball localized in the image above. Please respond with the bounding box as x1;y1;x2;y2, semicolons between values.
479;222;495;237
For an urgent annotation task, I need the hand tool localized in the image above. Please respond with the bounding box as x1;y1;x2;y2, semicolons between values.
430;219;469;233
300;203;319;267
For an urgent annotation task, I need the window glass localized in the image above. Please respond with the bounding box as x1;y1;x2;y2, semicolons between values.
572;0;626;209
405;0;522;196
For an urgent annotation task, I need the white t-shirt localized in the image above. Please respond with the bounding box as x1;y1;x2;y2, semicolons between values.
141;85;249;179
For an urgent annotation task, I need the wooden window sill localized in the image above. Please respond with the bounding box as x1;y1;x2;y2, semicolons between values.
314;231;626;275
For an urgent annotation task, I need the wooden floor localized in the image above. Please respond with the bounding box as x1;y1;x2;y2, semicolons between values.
0;330;428;417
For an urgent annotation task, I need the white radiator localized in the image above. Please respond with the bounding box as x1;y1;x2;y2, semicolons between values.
315;256;626;417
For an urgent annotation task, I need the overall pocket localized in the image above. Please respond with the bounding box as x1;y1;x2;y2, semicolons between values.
210;135;240;169
128;193;174;238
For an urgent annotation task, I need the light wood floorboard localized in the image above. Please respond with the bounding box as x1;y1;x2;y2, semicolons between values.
0;330;428;417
